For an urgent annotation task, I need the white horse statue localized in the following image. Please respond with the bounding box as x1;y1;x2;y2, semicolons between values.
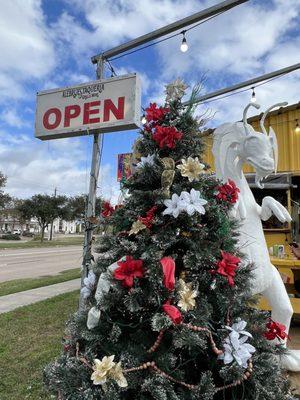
212;102;300;371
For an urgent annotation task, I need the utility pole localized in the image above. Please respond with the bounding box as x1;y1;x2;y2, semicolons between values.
79;58;104;311
49;187;57;241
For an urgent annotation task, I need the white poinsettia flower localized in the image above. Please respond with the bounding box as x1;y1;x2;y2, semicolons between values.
136;154;155;168
180;189;207;216
226;318;253;338
81;271;96;298
91;355;116;385
162;193;184;218
110;362;128;388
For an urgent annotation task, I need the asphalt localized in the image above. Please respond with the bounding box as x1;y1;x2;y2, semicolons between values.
0;245;82;282
0;278;81;314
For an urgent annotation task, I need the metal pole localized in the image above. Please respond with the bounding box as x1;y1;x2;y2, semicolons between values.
79;57;104;311
183;63;300;106
49;187;57;241
91;0;249;63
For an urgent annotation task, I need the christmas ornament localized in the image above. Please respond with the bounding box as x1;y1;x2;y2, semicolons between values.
177;157;205;182
129;220;147;236
145;103;169;123
152;125;183;149
177;279;198;311
180;189;207;216
91;355;127;388
114;255;144;288
219;319;255;368
162;193;183;218
165;78;188;102
87;307;101;330
160;256;175;291
101;201;115;218
217;179;240;204
138;206;157;228
136;154;155;168
162;303;182;324
210;251;240;287
264;319;289;341
161;157;175;198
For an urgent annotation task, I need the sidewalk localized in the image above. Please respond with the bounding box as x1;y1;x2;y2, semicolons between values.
0;278;80;314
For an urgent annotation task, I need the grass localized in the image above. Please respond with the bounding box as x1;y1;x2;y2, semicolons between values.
0;235;84;249
0;268;81;297
0;291;78;400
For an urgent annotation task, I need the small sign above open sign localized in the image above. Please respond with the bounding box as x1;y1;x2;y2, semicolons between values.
35;74;141;140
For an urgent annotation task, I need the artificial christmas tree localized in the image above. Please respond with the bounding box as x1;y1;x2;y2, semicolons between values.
45;81;292;399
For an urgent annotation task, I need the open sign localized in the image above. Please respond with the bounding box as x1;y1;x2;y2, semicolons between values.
35;74;141;140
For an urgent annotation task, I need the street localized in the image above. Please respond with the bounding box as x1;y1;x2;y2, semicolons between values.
0;245;82;282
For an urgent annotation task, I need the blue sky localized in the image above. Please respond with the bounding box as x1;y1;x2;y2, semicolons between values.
0;0;299;202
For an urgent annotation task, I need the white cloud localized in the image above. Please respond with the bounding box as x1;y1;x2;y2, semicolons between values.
0;109;30;129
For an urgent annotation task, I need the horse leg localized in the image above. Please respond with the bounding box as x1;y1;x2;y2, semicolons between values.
262;265;300;371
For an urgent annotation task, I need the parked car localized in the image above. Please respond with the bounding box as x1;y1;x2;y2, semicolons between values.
13;229;22;235
22;230;34;237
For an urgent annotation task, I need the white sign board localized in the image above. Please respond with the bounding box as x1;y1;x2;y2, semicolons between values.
35;74;141;140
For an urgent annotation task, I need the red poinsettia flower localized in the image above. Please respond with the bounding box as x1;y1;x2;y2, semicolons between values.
138;206;158;229
101;201;115;218
152;126;183;149
217;179;240;204
264;319;289;341
114;256;144;288
145;103;169;123
210;251;240;287
163;303;182;324
160;257;175;291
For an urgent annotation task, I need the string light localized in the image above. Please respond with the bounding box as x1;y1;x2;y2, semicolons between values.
141;114;147;124
180;31;188;53
295;119;300;134
250;87;256;103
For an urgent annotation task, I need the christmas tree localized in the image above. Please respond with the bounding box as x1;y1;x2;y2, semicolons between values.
45;80;291;399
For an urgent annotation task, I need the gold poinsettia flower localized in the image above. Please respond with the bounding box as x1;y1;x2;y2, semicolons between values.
110;362;128;388
91;355;115;385
176;157;205;182
129;220;147;236
178;279;198;312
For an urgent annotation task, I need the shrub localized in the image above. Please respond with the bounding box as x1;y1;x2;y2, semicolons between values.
1;234;21;240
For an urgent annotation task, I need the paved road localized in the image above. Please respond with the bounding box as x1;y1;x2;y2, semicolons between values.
0;245;83;282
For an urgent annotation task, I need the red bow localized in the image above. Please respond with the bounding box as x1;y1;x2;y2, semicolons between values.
101;201;115;218
163;303;182;324
138;206;157;229
210;251;240;287
152;126;183;149
264;319;289;341
145;103;169;123
114;256;144;289
160;257;175;291
217;179;240;204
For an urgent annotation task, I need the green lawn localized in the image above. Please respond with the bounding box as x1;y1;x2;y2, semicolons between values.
0;268;81;297
0;291;78;400
0;236;83;249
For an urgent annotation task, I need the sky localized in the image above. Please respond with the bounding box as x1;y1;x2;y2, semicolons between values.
0;0;299;203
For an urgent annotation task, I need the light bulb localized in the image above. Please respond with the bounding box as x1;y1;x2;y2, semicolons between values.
141;114;147;125
295;120;300;134
250;87;256;103
180;33;188;53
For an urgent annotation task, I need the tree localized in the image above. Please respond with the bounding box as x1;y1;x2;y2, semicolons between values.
44;82;290;399
17;194;68;241
66;195;103;221
0;172;11;210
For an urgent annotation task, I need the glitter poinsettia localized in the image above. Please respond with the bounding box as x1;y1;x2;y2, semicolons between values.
114;256;144;288
162;193;183;218
264;319;289;341
217;179;240;204
152;125;183;149
165;78;188;103
91;355;127;387
101;201;115;218
138;206;157;229
177;279;198;311
136;154;155;168
145;103;169;123
162;303;182;324
210;251;240;287
180;189;207;216
160;256;175;291
129;220;147;236
177;157;205;182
